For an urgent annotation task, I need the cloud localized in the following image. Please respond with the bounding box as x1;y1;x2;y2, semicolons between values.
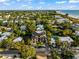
21;5;28;7
39;1;45;4
16;0;32;4
3;2;10;5
21;4;33;10
0;0;9;3
16;0;33;2
56;1;66;4
36;6;43;10
59;5;78;10
46;4;78;10
69;0;79;3
16;0;20;2
0;0;11;6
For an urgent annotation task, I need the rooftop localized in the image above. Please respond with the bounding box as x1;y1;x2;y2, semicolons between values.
51;36;73;43
1;32;12;37
13;37;22;42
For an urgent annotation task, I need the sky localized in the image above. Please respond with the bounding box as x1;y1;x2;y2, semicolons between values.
0;0;79;10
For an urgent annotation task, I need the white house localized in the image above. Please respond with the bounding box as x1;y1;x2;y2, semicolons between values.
13;37;22;42
34;24;45;34
56;18;69;24
35;24;46;35
15;20;18;23
32;24;46;45
72;24;79;27
3;20;8;23
0;36;8;42
0;32;2;35
7;28;13;32
9;20;18;23
2;20;8;26
0;18;3;20
0;32;11;42
72;24;79;30
55;15;63;19
36;24;44;31
1;32;12;37
20;20;24;23
59;37;73;43
20;25;26;31
51;36;73;44
51;38;55;44
75;31;79;36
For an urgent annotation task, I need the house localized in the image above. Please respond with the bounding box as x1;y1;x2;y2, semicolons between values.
75;31;79;36
51;36;73;44
0;18;3;21
56;18;69;24
9;20;18;24
37;24;44;30
58;37;73;43
1;32;12;37
0;16;2;19
3;20;8;23
5;14;10;19
0;32;12;42
13;37;22;42
32;24;46;45
7;28;13;32
0;36;8;42
20;20;24;24
51;38;55;44
2;20;8;26
32;30;46;44
0;32;2;35
20;25;26;31
15;20;18;24
72;24;79;27
51;38;56;47
55;15;63;19
0;50;20;59
71;24;79;30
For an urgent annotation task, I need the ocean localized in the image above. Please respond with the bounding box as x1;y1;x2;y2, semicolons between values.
60;10;79;18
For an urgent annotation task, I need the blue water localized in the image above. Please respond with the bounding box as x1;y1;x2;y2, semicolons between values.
60;10;79;18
